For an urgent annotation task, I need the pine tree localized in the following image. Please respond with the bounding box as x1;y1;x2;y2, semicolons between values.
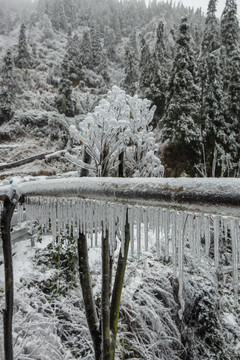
98;49;110;84
148;21;168;119
81;30;93;68
104;26;117;62
68;34;83;82
15;23;31;69
221;0;239;55
56;77;76;117
161;17;201;175
123;47;138;96
42;14;54;40
90;25;103;69
201;0;220;54
59;0;67;31
220;0;240;170
0;49;15;124
139;36;153;97
200;49;233;176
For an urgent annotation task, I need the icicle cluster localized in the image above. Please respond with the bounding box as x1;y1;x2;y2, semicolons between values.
23;196;239;304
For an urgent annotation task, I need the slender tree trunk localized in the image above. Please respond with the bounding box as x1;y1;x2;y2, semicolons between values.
118;151;124;178
110;211;131;359
101;229;113;359
77;232;101;359
1;199;16;360
80;147;91;177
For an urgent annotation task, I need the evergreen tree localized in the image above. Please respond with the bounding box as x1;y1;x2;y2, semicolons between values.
58;0;67;31
15;23;31;69
90;25;103;69
200;49;234;176
201;0;220;54
161;17;201;175
220;0;240;168
68;34;83;82
81;30;93;68
129;29;139;59
148;21;168;119
0;49;15;124
123;47;138;96
56;77;76;117
139;36;153;97
42;13;54;40
103;26;117;62
221;0;239;55
98;49;110;84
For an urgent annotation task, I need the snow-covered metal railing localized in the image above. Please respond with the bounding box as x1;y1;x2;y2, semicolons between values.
1;177;240;360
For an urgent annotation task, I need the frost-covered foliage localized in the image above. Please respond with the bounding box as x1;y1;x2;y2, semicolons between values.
67;86;164;177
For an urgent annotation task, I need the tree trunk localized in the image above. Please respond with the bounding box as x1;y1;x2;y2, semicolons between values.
118;151;124;178
110;211;131;359
80;147;91;177
101;229;113;359
1;199;16;360
77;232;101;359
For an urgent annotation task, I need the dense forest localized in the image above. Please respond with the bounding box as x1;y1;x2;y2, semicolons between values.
0;0;239;179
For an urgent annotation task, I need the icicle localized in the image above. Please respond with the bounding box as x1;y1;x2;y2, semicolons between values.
129;206;134;257
51;198;57;245
164;209;170;262
143;208;148;252
76;200;80;238
136;207;142;258
170;210;177;275
155;208;160;259
204;215;211;256
213;216;219;270
196;214;202;265
119;205;126;255
177;211;186;320
230;217;239;303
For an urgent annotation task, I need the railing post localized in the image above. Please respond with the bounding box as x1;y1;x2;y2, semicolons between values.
1;199;16;360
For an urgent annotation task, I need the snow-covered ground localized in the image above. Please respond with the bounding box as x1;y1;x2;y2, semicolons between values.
0;220;239;359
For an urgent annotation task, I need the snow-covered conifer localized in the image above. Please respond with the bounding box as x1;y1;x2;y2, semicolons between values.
56;78;76;117
221;0;239;55
81;30;93;68
15;23;31;69
139;36;153;97
123;47;138;96
90;25;103;69
41;14;54;40
0;49;15;124
220;0;240;160
201;0;220;54
161;17;200;151
148;21;168;119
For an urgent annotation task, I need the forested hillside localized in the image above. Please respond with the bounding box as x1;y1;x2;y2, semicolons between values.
1;0;238;179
